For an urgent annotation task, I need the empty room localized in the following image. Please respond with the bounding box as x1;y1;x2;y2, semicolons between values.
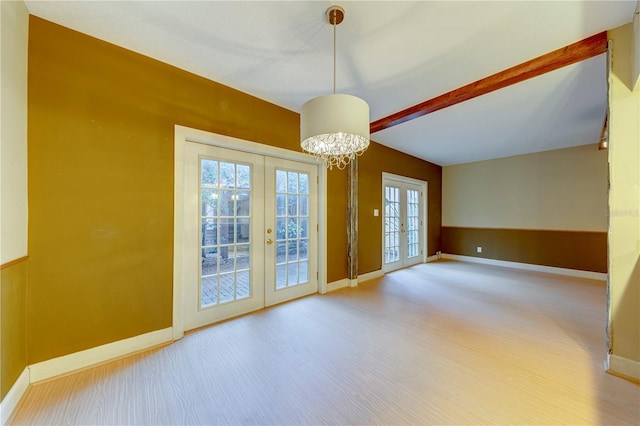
2;1;639;425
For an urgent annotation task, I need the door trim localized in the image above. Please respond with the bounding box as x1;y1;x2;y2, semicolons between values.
173;125;327;339
381;172;428;273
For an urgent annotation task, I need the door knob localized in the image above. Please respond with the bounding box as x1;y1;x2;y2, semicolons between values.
266;239;274;245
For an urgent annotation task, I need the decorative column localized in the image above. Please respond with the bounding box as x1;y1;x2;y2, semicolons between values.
347;158;358;285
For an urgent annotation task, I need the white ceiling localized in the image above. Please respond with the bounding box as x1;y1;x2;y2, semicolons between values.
24;1;637;165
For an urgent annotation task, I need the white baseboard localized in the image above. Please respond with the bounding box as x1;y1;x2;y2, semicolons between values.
325;278;350;293
326;272;381;291
358;269;383;283
0;367;29;425
326;271;384;292
29;327;174;383
441;254;607;280
1;328;174;423
606;354;640;381
426;255;440;263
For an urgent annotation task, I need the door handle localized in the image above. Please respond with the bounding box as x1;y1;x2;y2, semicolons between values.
266;239;274;245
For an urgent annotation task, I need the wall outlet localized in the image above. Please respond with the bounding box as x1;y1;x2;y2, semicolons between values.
476;246;483;253
373;209;379;217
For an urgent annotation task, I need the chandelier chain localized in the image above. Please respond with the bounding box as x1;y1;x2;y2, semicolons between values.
333;9;336;94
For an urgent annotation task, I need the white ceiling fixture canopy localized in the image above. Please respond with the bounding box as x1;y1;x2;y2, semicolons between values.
300;5;370;170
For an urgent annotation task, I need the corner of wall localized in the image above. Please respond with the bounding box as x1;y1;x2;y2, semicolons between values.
0;0;29;264
1;0;30;406
606;20;640;380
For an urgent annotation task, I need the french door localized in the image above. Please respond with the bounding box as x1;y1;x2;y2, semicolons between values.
183;142;318;331
383;175;426;273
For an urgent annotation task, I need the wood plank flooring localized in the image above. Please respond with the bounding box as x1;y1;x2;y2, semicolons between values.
10;260;640;425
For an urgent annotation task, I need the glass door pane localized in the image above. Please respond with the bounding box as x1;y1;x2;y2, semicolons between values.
384;185;401;264
275;170;310;289
406;188;420;260
200;159;252;308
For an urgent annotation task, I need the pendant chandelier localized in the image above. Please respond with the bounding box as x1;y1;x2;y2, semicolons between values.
300;5;370;170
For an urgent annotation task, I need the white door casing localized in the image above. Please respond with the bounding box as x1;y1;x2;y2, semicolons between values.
173;126;327;338
382;173;428;273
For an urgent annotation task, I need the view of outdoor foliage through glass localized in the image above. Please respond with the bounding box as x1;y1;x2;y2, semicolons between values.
275;169;310;289
200;158;251;307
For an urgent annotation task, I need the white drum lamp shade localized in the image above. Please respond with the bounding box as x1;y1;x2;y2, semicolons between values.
299;5;370;170
300;93;370;169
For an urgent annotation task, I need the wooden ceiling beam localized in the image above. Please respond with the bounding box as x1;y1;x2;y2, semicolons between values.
370;31;608;134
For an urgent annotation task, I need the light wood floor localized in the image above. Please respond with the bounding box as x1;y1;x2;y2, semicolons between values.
10;260;640;425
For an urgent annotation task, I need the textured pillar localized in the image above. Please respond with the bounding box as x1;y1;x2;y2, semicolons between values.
347;158;358;282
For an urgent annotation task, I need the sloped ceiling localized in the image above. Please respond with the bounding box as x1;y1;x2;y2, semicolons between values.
24;1;637;165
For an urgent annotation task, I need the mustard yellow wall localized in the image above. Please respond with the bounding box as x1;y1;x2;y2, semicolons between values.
359;143;442;274
327;168;349;282
1;260;28;400
27;17;440;363
26;16;339;363
607;23;640;379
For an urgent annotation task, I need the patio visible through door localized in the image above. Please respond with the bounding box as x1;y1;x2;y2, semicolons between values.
183;142;318;331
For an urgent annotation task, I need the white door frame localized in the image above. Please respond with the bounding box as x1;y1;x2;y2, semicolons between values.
173;125;327;340
381;172;428;273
